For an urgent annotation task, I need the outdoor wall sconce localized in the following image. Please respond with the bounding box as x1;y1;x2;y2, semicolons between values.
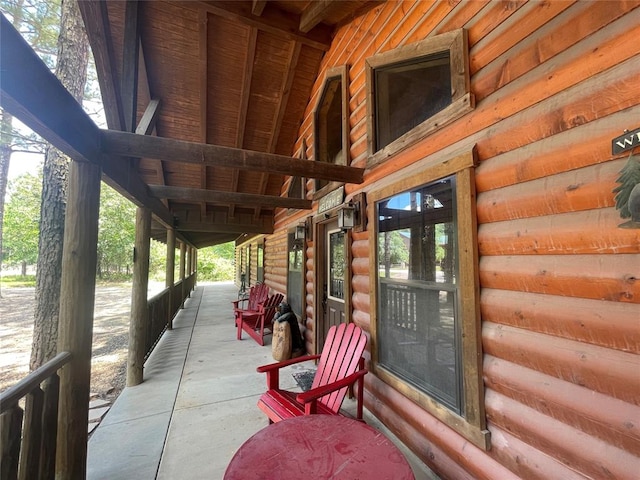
338;203;357;230
294;222;307;241
338;193;367;232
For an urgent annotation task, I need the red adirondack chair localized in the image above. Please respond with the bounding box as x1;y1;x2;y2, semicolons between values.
237;293;284;346
231;283;268;326
256;322;368;423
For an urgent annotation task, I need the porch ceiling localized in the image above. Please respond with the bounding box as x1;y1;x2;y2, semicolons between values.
76;1;377;248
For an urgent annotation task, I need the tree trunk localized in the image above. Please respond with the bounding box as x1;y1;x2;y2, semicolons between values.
30;0;88;371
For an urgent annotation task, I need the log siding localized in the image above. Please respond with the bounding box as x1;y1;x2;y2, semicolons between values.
267;1;640;478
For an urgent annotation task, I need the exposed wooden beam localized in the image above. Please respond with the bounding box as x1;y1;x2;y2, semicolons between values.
0;16;174;228
100;130;365;184
175;220;274;235
268;41;301;152
149;185;312;210
230;25;258;219
252;0;267;16
122;0;140;132
135;99;161;135
197;1;332;51
236;27;258;148
300;0;342;33
1;14;99;162
77;1;126;130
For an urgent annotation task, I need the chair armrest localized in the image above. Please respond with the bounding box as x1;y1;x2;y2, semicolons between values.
296;368;367;405
256;354;321;374
232;298;249;310
256;354;320;391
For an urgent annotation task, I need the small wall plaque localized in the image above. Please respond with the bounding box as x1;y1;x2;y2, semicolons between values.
612;127;640;155
318;186;344;214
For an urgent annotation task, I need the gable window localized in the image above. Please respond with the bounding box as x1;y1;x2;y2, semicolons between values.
366;29;473;166
313;65;350;196
370;148;489;450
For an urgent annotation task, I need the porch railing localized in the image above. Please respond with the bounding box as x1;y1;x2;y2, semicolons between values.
145;273;196;359
0;351;72;480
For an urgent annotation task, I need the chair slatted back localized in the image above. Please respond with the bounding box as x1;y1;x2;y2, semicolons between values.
248;283;269;311
261;293;284;324
311;323;367;414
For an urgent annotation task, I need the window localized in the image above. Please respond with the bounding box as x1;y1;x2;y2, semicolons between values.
287;232;304;320
313;65;350;195
370;148;489;450
257;241;264;283
366;29;473;166
377;177;460;411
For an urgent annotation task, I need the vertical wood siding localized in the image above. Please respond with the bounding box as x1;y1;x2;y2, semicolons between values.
270;1;640;478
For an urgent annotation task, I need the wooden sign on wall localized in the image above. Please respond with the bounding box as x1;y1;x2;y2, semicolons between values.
612;127;640;155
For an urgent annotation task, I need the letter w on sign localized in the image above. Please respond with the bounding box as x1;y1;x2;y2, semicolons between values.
612;127;640;155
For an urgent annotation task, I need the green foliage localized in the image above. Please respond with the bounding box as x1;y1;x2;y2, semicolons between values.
2;171;41;268
97;182;136;278
197;244;235;281
378;230;409;265
613;153;640;219
0;0;61;69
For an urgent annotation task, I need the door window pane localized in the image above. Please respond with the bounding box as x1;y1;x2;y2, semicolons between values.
328;230;345;300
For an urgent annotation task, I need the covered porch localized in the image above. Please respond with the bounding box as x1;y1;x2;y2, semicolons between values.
86;282;437;479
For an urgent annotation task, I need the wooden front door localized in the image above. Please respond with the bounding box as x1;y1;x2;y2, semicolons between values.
319;220;346;351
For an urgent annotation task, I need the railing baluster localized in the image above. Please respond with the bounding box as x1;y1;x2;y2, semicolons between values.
39;375;60;480
1;406;24;480
0;352;71;480
19;387;44;480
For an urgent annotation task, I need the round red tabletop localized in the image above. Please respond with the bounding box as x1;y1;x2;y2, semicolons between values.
224;415;415;480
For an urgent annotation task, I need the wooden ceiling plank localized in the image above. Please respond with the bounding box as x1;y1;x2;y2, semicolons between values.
300;0;342;33
77;1;125;130
200;9;209;219
122;0;140;133
149;185;312;210
197;1;332;51
101;130;365;184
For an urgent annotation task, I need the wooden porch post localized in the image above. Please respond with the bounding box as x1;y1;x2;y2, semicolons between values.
166;228;176;329
127;207;151;387
180;241;186;308
56;161;101;480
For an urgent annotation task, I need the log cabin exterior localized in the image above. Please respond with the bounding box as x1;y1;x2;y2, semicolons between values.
232;2;640;478
1;1;638;479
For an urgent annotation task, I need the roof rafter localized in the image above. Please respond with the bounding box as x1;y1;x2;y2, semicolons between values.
300;0;342;33
197;1;332;51
100;130;365;184
149;185;311;210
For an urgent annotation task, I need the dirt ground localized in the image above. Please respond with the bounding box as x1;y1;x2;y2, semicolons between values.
0;283;164;402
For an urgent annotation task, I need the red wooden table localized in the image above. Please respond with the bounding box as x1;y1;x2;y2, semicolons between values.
224;414;415;479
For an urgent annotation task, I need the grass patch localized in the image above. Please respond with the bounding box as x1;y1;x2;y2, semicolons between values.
0;275;36;288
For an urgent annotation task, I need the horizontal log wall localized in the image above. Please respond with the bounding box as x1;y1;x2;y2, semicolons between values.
271;1;640;478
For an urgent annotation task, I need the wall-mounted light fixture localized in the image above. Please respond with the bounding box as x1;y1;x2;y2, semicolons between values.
294;222;307;241
338;193;367;232
338;203;357;230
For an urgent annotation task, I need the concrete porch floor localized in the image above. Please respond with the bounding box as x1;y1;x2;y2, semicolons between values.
87;282;439;479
